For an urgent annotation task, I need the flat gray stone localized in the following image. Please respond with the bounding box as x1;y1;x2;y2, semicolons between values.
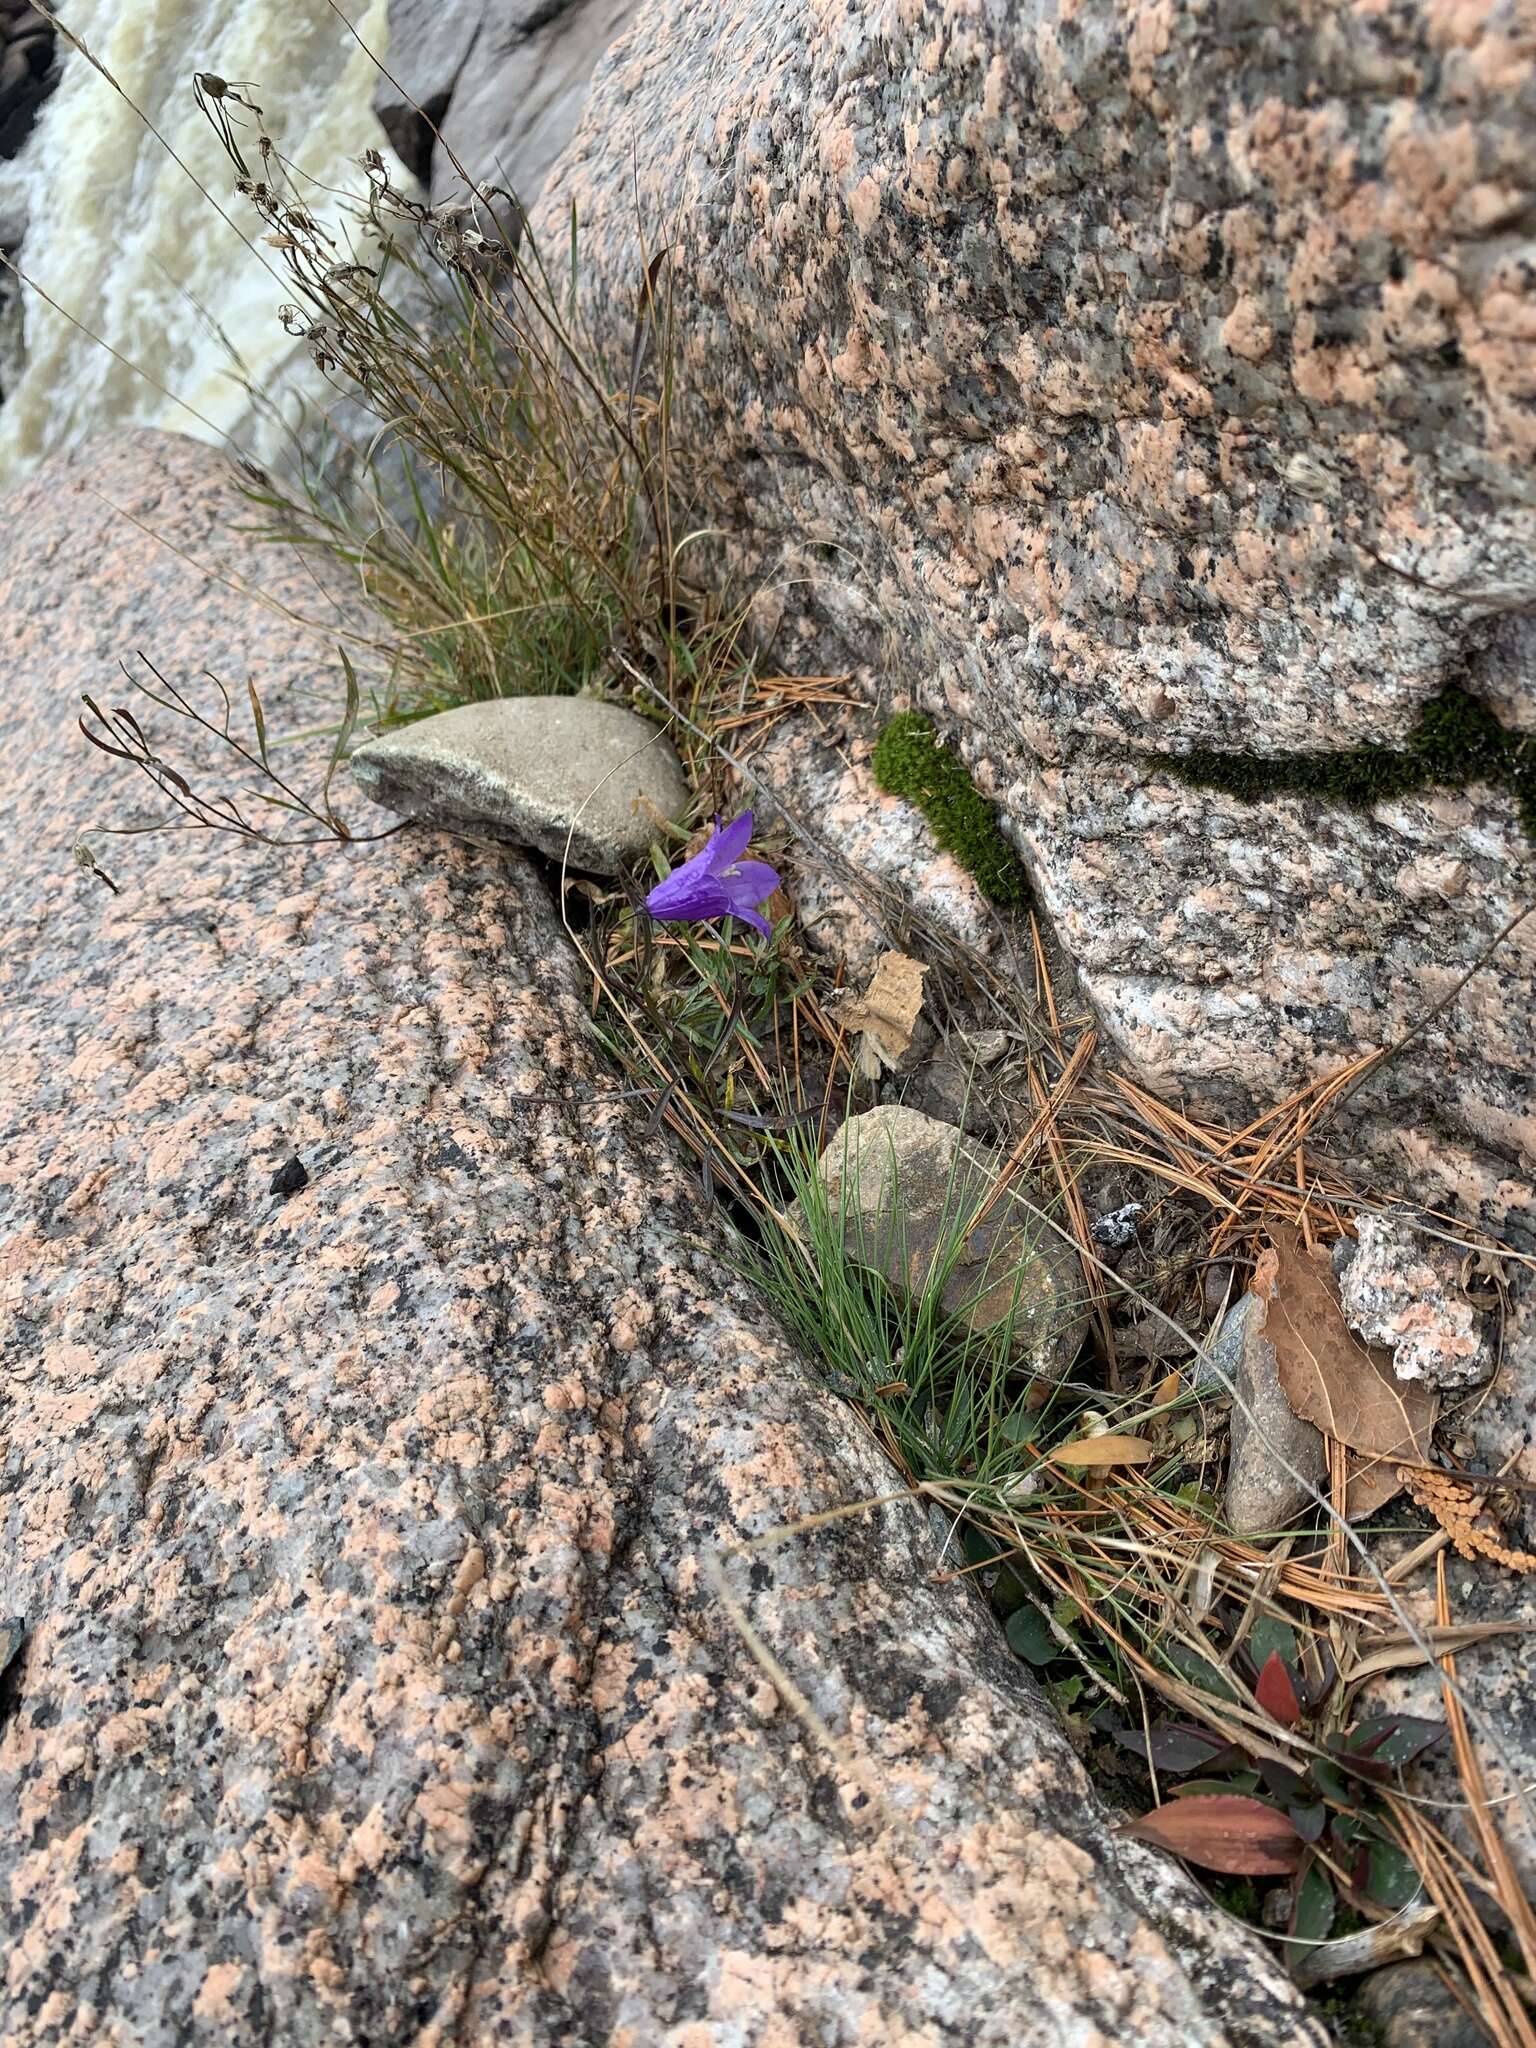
815;1104;1089;1382
1217;1292;1328;1538
350;695;689;874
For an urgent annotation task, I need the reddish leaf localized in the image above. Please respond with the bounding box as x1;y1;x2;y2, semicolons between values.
1254;1650;1303;1727
1119;1794;1304;1876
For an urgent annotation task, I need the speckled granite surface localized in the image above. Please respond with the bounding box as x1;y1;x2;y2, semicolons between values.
540;0;1536;1241
0;432;1324;2043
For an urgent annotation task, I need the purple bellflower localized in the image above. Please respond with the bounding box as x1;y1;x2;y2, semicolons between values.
645;811;781;937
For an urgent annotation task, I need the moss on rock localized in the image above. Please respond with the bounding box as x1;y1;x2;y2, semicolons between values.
1153;686;1534;840
872;712;1031;906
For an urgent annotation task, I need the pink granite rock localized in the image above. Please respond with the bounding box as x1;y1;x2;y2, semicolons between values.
539;0;1536;1242
747;701;1011;976
0;433;1323;2042
1336;1210;1494;1388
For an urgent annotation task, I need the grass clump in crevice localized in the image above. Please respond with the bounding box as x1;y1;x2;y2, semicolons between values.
195;76;698;731
744;1121;1090;1488
872;712;1031;906
1154;684;1535;841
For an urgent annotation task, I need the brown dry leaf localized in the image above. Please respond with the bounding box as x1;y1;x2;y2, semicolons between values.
835;951;928;1079
1047;1433;1155;1469
1343;1450;1407;1521
1265;1224;1436;1467
1345;1622;1535;1685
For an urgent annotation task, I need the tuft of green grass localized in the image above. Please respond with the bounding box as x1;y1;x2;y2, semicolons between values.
1154;685;1535;841
872;712;1032;906
742;1122;1078;1488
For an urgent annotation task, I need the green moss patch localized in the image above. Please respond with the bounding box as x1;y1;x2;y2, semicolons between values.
873;712;1031;906
1153;686;1534;841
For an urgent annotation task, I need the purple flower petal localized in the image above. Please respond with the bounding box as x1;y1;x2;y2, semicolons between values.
708;811;754;870
644;810;778;938
721;859;780;910
645;862;733;922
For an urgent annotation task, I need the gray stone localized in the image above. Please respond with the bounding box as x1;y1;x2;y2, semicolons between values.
1356;1961;1491;2048
0;428;1326;2047
1216;1293;1328;1539
905;1052;1000;1142
377;0;638;206
815;1105;1089;1382
371;0;483;184
538;0;1536;1245
349;693;689;873
437;0;639;214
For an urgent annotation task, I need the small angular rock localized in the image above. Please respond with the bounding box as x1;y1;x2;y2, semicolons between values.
1335;1211;1493;1389
815;1104;1088;1381
350;695;690;875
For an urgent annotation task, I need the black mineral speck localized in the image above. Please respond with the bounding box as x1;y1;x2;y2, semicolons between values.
269;1156;309;1198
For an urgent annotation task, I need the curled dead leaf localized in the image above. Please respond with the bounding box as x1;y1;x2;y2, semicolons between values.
834;950;928;1079
1047;1433;1154;1469
1265;1225;1436;1476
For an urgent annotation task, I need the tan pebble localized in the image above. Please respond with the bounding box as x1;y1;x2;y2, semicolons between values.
446;1640;462;1662
448;1593;466;1618
453;1544;486;1596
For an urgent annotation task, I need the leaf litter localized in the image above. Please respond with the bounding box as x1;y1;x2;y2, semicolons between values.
1262;1223;1436;1515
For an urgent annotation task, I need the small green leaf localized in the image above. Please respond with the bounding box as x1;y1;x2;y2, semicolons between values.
1284;1858;1336;1969
1162;1640;1240;1704
1051;1596;1081;1632
1361;1837;1423;1912
1006;1606;1058;1667
1343;1714;1446;1770
1307;1758;1351;1805
1288;1800;1327;1843
1173;1772;1261;1797
1113;1724;1231;1774
992;1566;1029;1617
1244;1614;1299;1674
